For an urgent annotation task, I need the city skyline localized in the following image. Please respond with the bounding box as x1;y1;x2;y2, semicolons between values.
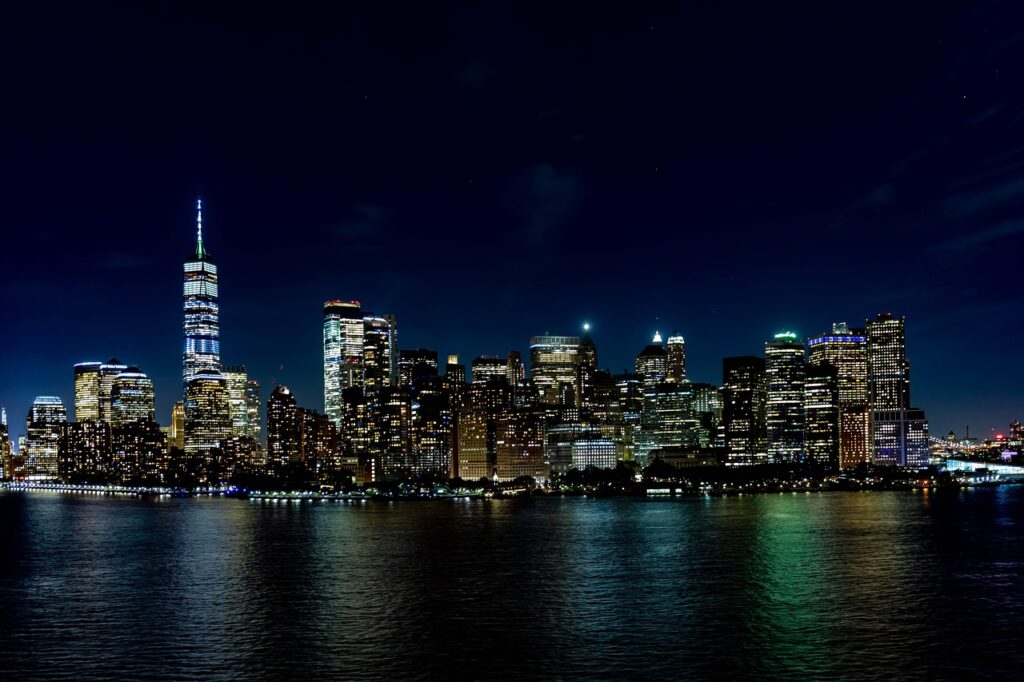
4;3;1023;442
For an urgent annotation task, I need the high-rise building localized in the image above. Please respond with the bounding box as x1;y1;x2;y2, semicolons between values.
398;348;439;387
472;355;508;384
637;382;697;464
444;354;466;392
866;313;929;467
635;332;668;392
98;358;128;423
807;323;870;469
375;387;415;480
507;350;526;390
529;335;580;406
666;331;686;383
73;362;102;421
267;385;299;466
59;419;110;482
111;419;167;484
765;332;805;463
323;299;364;427
454;381;512;480
110;367;156;426
803;365;839;470
411;375;453;477
544;422;615;474
245;378;261;442
182;199;221;386
495;410;548;482
183;373;231;464
690;382;723;449
169;402;185;451
363;313;396;397
222;365;250;437
25;396;67;480
0;409;12;480
721;356;767;465
576;324;598;410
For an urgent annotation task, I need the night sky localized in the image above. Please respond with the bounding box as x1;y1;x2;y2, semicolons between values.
2;2;1022;440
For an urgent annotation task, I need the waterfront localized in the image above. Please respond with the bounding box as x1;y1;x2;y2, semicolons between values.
0;488;1021;680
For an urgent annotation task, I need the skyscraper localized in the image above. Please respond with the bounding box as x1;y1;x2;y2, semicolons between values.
222;365;250;437
98;358;128;422
363;313;397;397
323;299;365;427
73;362;102;421
182;199;221;386
444;354;466;391
267;385;299;466
666;331;686;383
472;355;508;383
529;335;580;406
576;324;598;410
635;332;668;392
183;373;231;464
721;356;767;465
807;323;871;469
169;402;185;451
765;332;805;463
245;378;262;442
803;365;840;470
398;348;439;387
110;367;156;426
866;313;929;467
25;396;67;480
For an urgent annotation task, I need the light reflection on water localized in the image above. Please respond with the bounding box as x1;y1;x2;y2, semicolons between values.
0;489;1021;679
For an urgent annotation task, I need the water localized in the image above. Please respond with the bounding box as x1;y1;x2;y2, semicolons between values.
0;489;1021;680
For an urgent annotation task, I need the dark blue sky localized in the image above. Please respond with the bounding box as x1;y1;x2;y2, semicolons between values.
2;2;1022;440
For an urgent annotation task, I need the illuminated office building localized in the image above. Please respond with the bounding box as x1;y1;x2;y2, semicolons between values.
323;299;364;427
635;332;668;392
529;335;580;406
222;365;250;437
375;387;415;480
803;365;840;469
444;354;466;392
98;358;128;422
455;381;512;480
74;362;102;421
690;382;723;449
807;323;871;469
576;325;598;410
245;378;261;442
363;313;396;397
495;411;547;481
507;351;526;389
866;313;929;467
59;420;111;482
111;368;156;426
472;355;508;384
183;373;231;464
111;419;167;484
342;387;374;480
411;375;453;477
25;396;67;480
398;348;439;387
666;331;686;383
297;407;338;473
544;422;615;474
267;385;299;466
182;199;221;386
765;332;805;463
721;356;767;465
169;402;185;451
0;409;11;480
637;381;697;464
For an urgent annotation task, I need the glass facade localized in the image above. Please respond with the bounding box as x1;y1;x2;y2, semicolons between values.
110;368;156;426
25;396;67;480
73;362;102;422
765;332;805;463
183;200;221;386
529;335;580;406
807;323;870;469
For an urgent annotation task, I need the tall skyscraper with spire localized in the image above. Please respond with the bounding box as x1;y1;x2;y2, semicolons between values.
182;199;222;386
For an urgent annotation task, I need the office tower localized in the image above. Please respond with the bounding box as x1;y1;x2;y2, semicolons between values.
266;385;299;466
635;332;668;392
363;313;396;397
58;420;111;482
721;356;767;465
24;396;67;480
807;323;871;469
544;422;616;474
765;332;806;463
803;365;840;470
169;402;185;451
73;362;102;421
529;335;580;406
297;408;338;473
0;409;11;480
472;355;508;383
495;410;548;482
455;381;513;480
866;313;929;467
222;365;249;437
666;331;686;383
98;358;128;422
183;199;221;386
245;378;261;442
690;382;723;449
411;375;453;477
375;387;415;480
110;368;156;426
576;324;598;409
183;373;231;462
636;382;697;464
398;348;439;387
507;351;526;389
341;387;373;480
323;299;365;427
444;354;467;392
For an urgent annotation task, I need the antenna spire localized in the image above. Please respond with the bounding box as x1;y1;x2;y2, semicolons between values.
195;198;206;259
